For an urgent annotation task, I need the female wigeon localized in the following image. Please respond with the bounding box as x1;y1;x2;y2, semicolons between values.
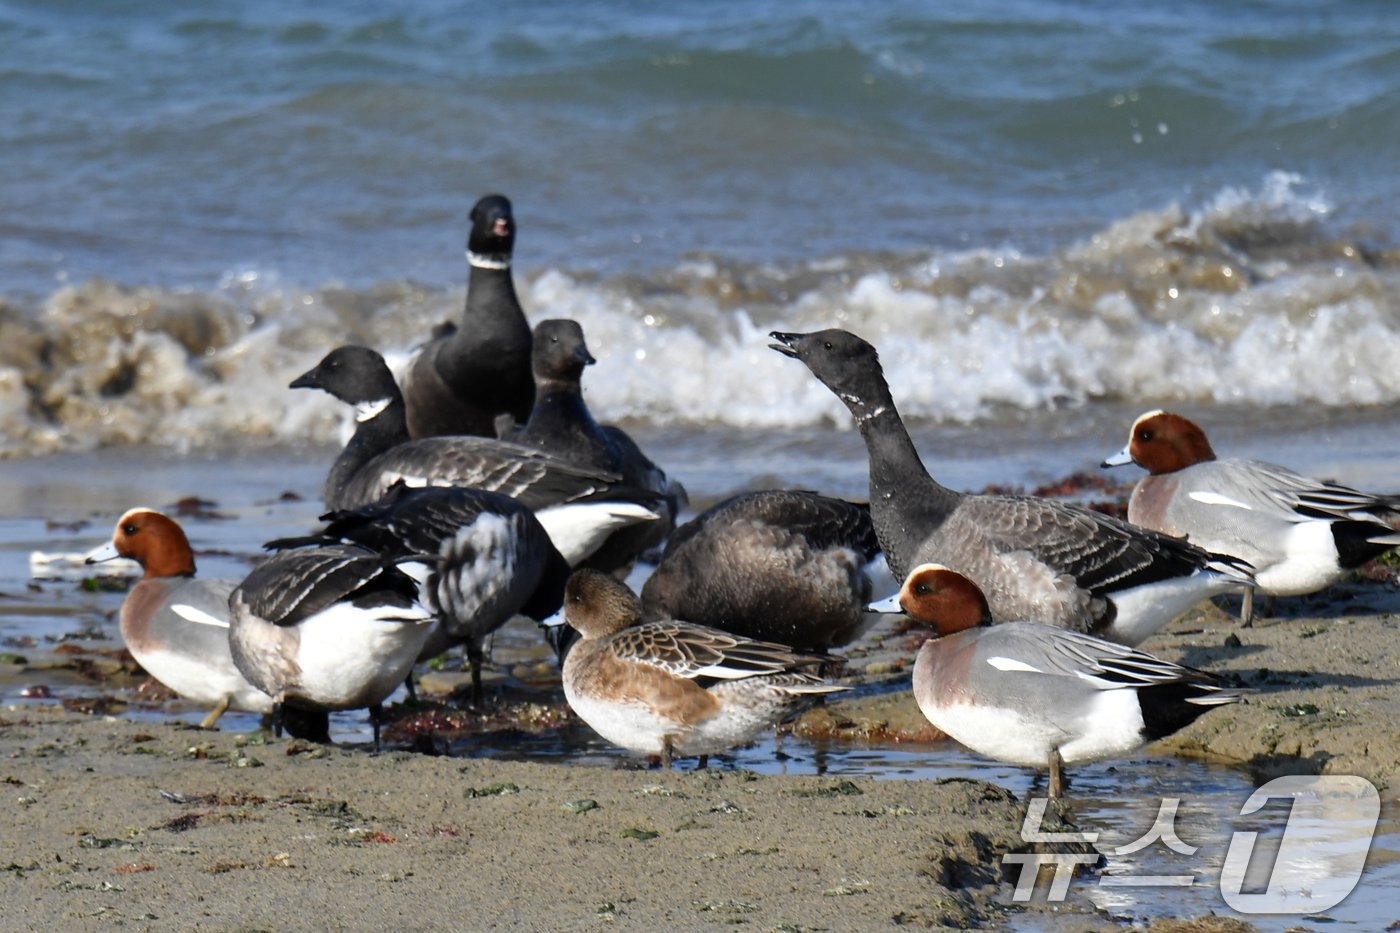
268;485;572;704
227;544;435;750
874;564;1245;797
291;345;661;563
1103;409;1400;624
547;569;848;769
770;329;1253;647
397;194;535;439
84;508;274;729
639;489;883;651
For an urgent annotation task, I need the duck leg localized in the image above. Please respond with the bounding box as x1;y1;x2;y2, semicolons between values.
1048;749;1067;799
696;754;709;770
661;738;674;770
271;700;285;739
369;703;384;753
200;695;231;730
1239;587;1256;628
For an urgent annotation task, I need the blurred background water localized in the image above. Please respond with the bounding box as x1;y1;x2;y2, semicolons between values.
0;0;1397;460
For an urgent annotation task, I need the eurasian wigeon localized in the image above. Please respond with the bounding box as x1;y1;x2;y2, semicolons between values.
397;194;535;439
227;543;435;749
83;508;274;729
546;569;849;769
268;485;571;704
639;489;883;651
291;345;661;563
873;564;1246;797
1104;409;1400;624
504;318;687;573
770;329;1252;646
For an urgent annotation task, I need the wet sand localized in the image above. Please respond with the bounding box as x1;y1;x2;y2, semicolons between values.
1;706;1052;931
3;450;1397;929
7;579;1400;930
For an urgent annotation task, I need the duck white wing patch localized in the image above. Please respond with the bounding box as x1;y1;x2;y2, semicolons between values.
986;656;1043;674
170;604;230;628
1188;491;1253;510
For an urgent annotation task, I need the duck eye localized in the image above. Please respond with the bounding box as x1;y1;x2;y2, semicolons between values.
914;582;930;596
823;341;833;351
1138;430;1152;442
122;524;138;535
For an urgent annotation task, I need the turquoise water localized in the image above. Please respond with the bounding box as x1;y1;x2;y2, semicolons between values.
5;0;1399;293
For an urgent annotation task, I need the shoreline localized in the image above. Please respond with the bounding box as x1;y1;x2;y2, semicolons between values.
4;581;1399;929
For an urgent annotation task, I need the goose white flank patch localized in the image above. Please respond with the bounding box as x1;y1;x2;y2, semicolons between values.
533;500;661;567
82;508;276;730
769;329;1252;646
546;569;848;769
397;194;534;440
884;563;1247;798
227;543;434;750
1104;409;1400;623
289;344;663;565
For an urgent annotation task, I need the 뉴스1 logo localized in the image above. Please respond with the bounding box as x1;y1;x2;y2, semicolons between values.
1003;775;1380;914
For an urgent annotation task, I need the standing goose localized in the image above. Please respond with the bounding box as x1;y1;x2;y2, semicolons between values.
292;345;660;564
505;318;686;572
398;194;534;439
268;485;571;704
228;544;435;750
770;329;1251;646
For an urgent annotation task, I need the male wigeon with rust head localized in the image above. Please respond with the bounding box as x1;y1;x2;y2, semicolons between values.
85;508;274;729
545;569;848;769
870;563;1246;798
1104;409;1400;623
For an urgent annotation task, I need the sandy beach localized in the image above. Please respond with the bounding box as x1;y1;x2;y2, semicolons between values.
5;569;1399;931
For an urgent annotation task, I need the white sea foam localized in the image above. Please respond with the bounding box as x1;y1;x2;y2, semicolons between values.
0;177;1396;457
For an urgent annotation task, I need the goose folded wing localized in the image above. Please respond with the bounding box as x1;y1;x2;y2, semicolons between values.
745;491;879;558
359;438;626;509
237;546;416;626
961;495;1216;594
